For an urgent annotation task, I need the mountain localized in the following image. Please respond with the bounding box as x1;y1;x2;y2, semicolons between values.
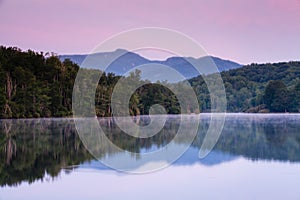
59;50;242;79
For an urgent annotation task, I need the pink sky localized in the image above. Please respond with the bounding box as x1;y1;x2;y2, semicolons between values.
0;0;300;64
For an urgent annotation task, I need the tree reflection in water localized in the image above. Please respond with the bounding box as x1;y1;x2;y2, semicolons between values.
0;114;300;187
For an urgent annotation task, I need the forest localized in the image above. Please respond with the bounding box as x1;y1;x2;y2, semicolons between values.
0;46;299;118
190;61;300;113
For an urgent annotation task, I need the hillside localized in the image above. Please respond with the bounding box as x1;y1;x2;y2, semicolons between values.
0;46;299;118
190;62;300;112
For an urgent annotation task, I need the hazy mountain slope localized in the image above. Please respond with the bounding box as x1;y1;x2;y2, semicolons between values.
59;50;242;79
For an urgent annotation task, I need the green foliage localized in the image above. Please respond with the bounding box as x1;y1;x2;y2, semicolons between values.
0;46;79;118
134;83;180;115
1;45;300;118
288;81;300;112
190;61;300;113
264;80;288;112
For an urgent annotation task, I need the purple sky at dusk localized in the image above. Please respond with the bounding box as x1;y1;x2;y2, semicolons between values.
0;0;300;64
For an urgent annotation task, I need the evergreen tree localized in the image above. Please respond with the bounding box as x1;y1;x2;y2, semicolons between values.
264;80;288;112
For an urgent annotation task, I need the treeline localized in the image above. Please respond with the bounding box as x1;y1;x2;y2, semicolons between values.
190;62;300;113
0;46;183;118
0;46;78;118
94;70;185;117
0;46;300;118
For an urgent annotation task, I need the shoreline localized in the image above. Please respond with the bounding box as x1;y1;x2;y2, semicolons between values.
1;112;300;120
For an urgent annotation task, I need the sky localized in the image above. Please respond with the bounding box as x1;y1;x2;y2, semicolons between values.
0;0;300;64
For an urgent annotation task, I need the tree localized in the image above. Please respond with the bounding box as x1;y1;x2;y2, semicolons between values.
288;82;300;112
264;80;288;112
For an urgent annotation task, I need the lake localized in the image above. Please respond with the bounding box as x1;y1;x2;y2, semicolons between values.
0;114;300;200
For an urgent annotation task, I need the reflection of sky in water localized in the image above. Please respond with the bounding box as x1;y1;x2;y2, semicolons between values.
78;148;239;171
1;157;300;200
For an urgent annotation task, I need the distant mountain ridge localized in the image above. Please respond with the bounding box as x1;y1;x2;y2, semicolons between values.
59;49;242;79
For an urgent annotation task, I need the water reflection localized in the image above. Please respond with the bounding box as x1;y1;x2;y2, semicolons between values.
0;114;299;186
0;119;92;186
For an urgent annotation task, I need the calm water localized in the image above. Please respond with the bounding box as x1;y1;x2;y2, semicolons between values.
0;114;300;200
